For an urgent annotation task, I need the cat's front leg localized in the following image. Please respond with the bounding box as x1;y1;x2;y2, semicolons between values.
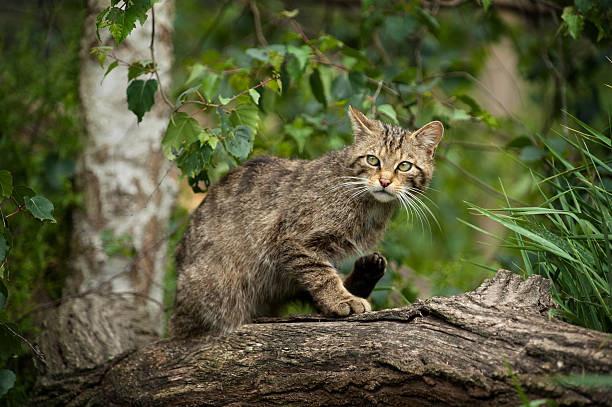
284;245;371;316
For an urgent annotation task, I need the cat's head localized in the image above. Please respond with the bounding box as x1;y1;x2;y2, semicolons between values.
347;106;443;203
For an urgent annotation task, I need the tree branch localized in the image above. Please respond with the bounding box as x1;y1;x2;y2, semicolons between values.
32;270;612;406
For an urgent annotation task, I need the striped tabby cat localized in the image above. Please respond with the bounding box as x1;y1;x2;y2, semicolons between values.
170;106;443;336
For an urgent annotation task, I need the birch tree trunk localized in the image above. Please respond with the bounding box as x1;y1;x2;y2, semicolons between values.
36;0;177;375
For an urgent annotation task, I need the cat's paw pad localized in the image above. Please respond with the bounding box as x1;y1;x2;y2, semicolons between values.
353;252;387;280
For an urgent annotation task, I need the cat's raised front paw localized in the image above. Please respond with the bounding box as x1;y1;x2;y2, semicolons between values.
353;252;387;280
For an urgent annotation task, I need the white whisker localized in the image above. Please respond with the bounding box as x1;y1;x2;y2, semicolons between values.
402;187;441;232
406;187;439;209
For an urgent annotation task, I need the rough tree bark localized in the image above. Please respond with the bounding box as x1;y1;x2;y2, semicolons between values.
32;270;612;406
36;0;177;375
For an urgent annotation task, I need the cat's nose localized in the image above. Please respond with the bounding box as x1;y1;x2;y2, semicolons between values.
379;178;391;188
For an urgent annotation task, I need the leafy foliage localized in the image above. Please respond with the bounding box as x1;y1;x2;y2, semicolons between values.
0;171;57;397
96;0;154;44
0;2;84;402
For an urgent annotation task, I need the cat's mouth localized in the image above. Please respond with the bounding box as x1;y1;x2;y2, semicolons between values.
371;189;396;202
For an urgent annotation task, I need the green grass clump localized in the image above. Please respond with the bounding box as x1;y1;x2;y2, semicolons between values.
466;116;611;333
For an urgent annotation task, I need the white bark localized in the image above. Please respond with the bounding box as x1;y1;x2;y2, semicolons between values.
37;0;177;374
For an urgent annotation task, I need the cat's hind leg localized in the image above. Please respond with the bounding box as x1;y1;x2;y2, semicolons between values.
169;262;249;337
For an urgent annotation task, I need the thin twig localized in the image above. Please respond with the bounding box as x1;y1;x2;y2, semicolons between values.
0;321;47;364
372;33;391;65
249;0;268;46
150;4;173;110
370;81;384;114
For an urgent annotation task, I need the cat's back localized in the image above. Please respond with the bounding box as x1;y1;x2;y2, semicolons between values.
201;155;305;213
177;155;308;266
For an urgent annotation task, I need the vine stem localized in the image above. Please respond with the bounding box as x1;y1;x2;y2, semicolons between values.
4;206;23;218
150;4;173;110
178;77;273;115
0;321;47;365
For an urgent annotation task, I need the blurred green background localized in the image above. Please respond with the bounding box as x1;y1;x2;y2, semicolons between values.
0;0;610;403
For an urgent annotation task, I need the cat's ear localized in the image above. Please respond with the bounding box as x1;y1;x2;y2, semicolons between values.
413;121;444;157
348;106;380;141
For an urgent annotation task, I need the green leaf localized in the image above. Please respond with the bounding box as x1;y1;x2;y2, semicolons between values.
520;146;546;162
246;48;271;62
127;79;158;123
162;112;202;160
201;72;221;100
392;69;417;84
284;120;313;153
341;47;370;70
561;7;584;40
218;106;232;136
95;7;111;40
0;279;7;309
174;85;201;108
505;136;532;149
574;0;593;14
416;8;440;33
104;1;152;45
279;9;299;18
0;369;16;397
219;95;232;105
331;74;352;100
309;68;327;107
176;141;214;178
224;125;254;161
200;132;219;151
348;71;366;92
449;108;471;122
185;63;207;86
481;0;492;12
230;101;259;134
249;89;261;105
104;60;119;78
25;196;56;223
0;235;8;266
287;45;311;71
128;61;151;81
310;35;343;52
377;104;399;125
286;55;303;83
97;52;107;68
12;185;35;205
0;170;12;199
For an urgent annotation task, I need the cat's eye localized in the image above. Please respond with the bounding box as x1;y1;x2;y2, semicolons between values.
397;161;413;172
366;155;380;166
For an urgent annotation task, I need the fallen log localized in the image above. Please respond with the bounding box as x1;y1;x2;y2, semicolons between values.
32;270;612;406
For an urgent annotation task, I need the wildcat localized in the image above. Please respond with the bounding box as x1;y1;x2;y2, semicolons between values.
169;106;443;337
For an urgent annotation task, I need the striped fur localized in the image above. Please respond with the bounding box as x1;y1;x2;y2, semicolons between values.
169;107;443;337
